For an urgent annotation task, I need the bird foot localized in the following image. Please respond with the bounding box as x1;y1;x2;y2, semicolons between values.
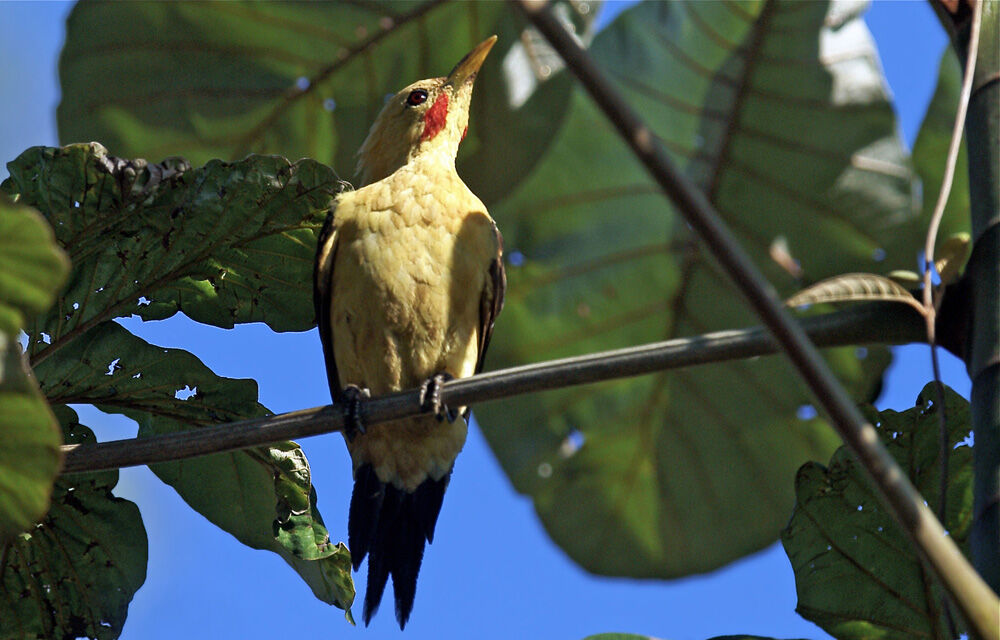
419;373;457;423
341;384;371;441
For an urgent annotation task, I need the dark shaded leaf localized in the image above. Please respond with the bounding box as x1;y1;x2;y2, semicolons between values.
33;321;354;612
782;383;972;639
0;407;146;640
477;0;916;578
2;143;343;347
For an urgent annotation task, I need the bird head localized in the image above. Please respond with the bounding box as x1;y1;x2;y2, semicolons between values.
356;36;497;186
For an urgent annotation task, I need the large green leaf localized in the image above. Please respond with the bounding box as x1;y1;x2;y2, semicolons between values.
0;194;67;542
2;143;343;345
476;0;919;578
912;48;970;244
56;1;584;203
0;193;70;336
34;321;354;612
782;383;972;639
1;407;146;640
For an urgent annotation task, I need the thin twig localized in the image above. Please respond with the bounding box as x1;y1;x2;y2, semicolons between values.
924;0;982;530
509;1;999;637
60;302;924;474
922;4;982;634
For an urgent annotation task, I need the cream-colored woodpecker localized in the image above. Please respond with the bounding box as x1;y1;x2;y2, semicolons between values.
313;36;505;629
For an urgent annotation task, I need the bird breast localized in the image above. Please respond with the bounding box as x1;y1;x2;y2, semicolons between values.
330;166;495;397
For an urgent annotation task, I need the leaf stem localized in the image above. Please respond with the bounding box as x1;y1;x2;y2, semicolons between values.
509;0;999;637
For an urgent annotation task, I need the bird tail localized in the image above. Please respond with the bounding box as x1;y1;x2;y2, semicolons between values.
349;463;450;629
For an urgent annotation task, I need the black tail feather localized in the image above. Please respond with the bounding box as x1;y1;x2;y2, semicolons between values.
348;464;384;571
349;464;452;629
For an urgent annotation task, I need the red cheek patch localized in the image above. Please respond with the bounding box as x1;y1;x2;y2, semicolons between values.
421;93;449;142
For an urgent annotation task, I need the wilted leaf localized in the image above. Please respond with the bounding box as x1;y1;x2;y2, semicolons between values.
1;407;146;640
34;321;354;611
56;1;587;204
477;0;917;578
782;383;972;640
934;232;970;285
2;143;344;346
786;273;925;315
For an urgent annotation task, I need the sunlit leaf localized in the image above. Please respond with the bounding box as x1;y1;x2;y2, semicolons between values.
477;0;917;578
0;194;67;543
782;383;972;640
0;193;70;336
934;232;970;285
1;407;146;640
786;273;925;315
34;321;354;612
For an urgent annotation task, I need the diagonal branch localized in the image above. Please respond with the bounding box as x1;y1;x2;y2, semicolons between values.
60;302;922;475
509;0;999;638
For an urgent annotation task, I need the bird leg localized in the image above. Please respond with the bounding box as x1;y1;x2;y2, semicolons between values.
341;384;371;441
419;373;458;423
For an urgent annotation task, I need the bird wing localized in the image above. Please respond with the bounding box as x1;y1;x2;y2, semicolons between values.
313;207;342;401
475;221;506;374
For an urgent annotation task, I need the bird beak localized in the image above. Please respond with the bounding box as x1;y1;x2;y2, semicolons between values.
445;35;497;88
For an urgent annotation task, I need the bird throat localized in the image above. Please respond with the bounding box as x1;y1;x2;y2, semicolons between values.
421;93;449;142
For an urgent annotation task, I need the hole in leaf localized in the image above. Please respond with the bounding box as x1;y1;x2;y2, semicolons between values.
558;429;585;458
295;76;310;90
855;347;868;359
796;405;817;421
872;248;886;262
537;462;552;478
323;98;337;112
105;358;121;376
175;385;198;401
508;250;525;267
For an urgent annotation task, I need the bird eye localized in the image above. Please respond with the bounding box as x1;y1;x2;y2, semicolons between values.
406;89;429;107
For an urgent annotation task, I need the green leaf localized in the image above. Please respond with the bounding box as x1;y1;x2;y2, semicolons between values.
0;193;70;336
781;383;972;640
0;194;67;543
2;143;343;346
56;1;583;203
912;48;970;243
33;321;354;612
1;407;146;640
477;0;916;578
0;335;62;543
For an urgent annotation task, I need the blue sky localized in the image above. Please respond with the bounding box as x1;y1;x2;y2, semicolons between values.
0;2;969;639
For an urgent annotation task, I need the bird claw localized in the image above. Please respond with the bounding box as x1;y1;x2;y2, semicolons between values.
341;384;371;441
419;373;457;422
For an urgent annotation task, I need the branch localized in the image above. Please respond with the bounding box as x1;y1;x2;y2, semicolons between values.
61;302;922;475
510;1;999;637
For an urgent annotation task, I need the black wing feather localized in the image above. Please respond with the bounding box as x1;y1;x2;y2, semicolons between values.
313;208;342;402
476;221;506;374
